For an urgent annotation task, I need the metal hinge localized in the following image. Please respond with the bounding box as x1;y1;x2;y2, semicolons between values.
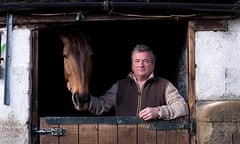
148;118;196;135
32;126;66;137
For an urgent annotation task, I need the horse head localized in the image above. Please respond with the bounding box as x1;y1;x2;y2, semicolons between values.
60;33;92;110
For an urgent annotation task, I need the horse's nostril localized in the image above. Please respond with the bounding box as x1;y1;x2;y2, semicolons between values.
73;92;90;104
73;92;79;98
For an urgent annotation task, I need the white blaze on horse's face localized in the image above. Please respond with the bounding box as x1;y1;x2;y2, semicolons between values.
60;34;92;97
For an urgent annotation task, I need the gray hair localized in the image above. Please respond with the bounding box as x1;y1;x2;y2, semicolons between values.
131;44;156;64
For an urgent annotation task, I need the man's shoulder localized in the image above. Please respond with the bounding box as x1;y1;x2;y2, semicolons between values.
118;77;132;83
153;76;170;83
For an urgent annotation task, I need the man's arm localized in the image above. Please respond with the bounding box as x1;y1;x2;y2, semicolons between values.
158;82;189;120
72;82;118;115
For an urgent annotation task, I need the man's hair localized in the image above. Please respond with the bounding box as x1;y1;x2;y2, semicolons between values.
131;44;156;63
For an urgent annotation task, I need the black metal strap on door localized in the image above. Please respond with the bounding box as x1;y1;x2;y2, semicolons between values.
44;116;195;134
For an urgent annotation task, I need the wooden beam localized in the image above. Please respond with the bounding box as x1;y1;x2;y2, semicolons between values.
194;19;228;31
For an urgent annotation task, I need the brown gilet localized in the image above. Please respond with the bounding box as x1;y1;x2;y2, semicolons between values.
115;77;168;116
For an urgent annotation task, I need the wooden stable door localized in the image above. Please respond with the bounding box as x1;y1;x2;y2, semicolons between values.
38;116;192;144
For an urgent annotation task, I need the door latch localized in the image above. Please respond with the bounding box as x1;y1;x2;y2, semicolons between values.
32;126;66;137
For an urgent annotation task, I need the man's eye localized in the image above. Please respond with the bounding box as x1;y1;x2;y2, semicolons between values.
143;60;150;63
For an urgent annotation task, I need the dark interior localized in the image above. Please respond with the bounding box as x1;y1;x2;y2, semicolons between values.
38;19;188;116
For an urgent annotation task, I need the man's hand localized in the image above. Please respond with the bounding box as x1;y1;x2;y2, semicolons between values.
138;107;160;120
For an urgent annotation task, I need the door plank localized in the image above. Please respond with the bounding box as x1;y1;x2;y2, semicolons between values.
99;124;117;144
157;130;166;144
138;123;157;144
79;124;98;144
40;118;58;144
166;130;177;144
59;124;78;144
176;130;189;144
118;124;137;144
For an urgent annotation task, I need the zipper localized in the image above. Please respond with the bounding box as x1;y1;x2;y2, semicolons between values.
136;83;145;117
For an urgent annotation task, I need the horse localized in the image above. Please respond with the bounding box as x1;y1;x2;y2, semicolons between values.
60;33;92;110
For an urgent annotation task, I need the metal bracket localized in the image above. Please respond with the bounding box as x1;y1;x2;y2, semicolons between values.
148;118;196;135
32;126;66;137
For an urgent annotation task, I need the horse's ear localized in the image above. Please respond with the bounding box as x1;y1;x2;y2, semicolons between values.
59;34;68;45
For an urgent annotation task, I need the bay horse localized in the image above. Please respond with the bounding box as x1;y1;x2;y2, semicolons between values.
60;33;92;110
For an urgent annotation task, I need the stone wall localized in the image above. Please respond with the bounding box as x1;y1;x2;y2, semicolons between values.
0;29;31;144
195;18;240;144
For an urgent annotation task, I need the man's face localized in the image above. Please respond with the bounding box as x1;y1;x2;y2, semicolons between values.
131;51;154;79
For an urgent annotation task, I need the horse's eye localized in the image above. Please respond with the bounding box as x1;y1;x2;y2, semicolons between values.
63;54;68;59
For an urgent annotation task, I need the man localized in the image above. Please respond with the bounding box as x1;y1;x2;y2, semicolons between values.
70;44;189;120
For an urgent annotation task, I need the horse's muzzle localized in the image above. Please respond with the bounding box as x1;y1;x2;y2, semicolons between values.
72;92;90;104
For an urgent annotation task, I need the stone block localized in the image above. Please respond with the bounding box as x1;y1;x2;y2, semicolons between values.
197;101;240;122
